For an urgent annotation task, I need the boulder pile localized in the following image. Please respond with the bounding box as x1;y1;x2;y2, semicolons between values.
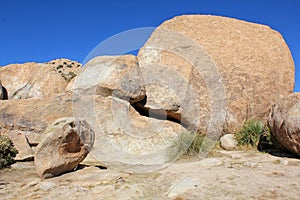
0;15;297;178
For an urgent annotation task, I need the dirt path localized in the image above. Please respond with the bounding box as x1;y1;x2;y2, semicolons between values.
1;150;300;200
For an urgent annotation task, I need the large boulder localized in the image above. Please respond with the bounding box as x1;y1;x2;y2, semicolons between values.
72;55;194;169
0;59;81;99
268;93;300;157
73;95;190;172
34;117;94;178
138;15;295;134
73;55;145;103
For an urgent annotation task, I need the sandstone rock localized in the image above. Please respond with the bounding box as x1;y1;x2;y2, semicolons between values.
0;59;80;99
65;77;76;94
0;95;73;160
220;134;238;150
268;92;300;157
0;95;73;146
34;117;94;178
138;15;294;134
73;95;188;171
73;55;145;103
144;84;181;112
6;131;33;161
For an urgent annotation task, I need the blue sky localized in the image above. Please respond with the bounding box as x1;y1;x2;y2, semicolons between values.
0;0;299;91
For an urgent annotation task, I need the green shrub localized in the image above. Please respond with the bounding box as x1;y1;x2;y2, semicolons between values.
234;119;264;147
0;135;18;169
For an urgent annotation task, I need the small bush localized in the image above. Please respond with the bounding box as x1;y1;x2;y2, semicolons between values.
234;119;264;147
0;135;18;169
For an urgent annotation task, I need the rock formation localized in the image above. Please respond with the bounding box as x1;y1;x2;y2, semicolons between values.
73;55;191;171
0;15;297;177
0;59;80;99
0;94;73;158
34;117;94;178
0;95;72;137
268;93;300;157
138;15;295;134
73;55;145;103
74;95;188;171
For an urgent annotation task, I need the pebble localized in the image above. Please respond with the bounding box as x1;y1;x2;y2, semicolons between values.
280;160;289;166
198;158;223;167
220;134;237;150
39;182;57;191
244;162;260;168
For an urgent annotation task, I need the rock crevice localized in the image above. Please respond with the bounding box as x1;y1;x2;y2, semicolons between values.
130;97;193;130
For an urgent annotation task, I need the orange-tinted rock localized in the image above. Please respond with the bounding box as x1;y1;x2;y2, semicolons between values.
34;117;94;178
0;59;81;99
268;92;300;157
138;15;295;134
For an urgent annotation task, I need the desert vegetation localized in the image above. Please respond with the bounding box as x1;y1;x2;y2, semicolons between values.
0;135;18;169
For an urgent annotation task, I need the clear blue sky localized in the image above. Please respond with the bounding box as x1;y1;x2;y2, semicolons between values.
0;0;299;91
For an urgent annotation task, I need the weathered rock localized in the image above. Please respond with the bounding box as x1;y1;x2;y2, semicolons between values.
0;95;73;145
144;84;181;112
34;117;94;178
6;131;33;161
268;92;300;157
220;134;238;150
138;15;294;134
73;95;189;171
0;59;80;99
73;55;145;103
0;95;73;160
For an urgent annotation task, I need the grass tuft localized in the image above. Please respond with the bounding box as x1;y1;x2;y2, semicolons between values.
168;131;216;161
234;119;264;147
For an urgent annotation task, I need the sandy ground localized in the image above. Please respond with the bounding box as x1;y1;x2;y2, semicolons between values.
1;150;300;200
